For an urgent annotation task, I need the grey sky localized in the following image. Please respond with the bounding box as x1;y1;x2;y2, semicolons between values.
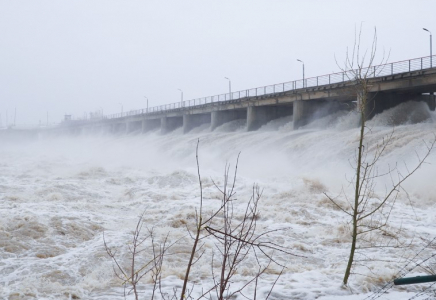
0;0;434;126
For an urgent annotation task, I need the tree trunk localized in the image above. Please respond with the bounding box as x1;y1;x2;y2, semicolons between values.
343;97;366;285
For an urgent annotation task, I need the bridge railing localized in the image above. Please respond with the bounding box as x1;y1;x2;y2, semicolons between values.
104;55;435;120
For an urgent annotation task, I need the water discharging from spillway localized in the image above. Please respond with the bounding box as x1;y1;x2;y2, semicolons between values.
1;101;436;299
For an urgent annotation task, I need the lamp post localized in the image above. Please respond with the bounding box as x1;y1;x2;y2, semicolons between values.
144;96;148;113
118;103;123;116
423;28;433;68
178;89;183;107
224;77;232;100
297;59;305;87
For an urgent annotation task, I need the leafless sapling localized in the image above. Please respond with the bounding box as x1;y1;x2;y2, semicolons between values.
326;26;435;286
104;211;171;300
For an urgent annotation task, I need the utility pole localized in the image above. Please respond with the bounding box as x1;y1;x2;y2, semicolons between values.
178;89;183;107
297;59;305;88
423;28;434;103
423;28;432;67
144;96;148;113
225;77;232;100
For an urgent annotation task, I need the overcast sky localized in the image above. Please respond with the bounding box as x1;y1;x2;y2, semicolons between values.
0;0;434;126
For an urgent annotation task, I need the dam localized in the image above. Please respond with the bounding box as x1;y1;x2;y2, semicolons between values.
58;55;436;135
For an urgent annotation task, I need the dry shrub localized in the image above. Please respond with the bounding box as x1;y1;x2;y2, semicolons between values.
356;267;397;293
303;178;327;193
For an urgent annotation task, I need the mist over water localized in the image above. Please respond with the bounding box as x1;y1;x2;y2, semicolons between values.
1;101;436;299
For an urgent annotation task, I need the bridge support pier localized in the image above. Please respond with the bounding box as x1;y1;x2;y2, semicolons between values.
142;119;161;133
126;122;132;134
183;113;211;134
211;110;246;131
161;116;183;134
90;125;99;135
361;92;389;121
361;92;426;121
421;93;435;111
293;100;346;129
108;123;116;134
247;105;292;131
101;124;111;135
90;125;100;135
293;100;321;129
112;123;126;134
126;121;142;134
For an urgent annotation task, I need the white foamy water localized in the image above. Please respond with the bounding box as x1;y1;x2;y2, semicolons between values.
1;102;436;300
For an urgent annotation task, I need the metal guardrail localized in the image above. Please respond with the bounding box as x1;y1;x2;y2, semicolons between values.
102;55;435;120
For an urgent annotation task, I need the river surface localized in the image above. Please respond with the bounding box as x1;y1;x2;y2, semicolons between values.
1;101;436;300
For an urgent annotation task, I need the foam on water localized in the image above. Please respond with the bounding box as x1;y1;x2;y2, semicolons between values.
1;101;436;299
369;101;434;127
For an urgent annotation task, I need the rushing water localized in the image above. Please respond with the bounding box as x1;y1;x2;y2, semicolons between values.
1;101;436;300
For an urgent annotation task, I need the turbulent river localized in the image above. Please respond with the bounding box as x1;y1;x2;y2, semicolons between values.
1;101;436;300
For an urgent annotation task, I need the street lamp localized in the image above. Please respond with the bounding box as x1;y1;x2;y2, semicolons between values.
423;28;433;67
118;103;123;116
297;59;305;87
144;96;148;113
224;77;232;100
178;89;183;107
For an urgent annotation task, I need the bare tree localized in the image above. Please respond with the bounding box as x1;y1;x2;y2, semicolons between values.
179;141;219;300
205;170;293;300
104;211;171;300
326;26;435;286
105;140;301;299
180;141;300;300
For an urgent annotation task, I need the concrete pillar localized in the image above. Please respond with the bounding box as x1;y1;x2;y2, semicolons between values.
114;123;126;134
126;122;132;134
361;92;387;121
96;125;106;135
211;110;246;131
292;100;346;129
126;121;142;134
421;93;435;111
161;116;183;134
104;124;112;135
247;105;292;131
293;101;319;129
361;92;420;121
183;113;211;134
109;123;115;134
91;125;98;135
142;118;161;133
121;123;127;134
